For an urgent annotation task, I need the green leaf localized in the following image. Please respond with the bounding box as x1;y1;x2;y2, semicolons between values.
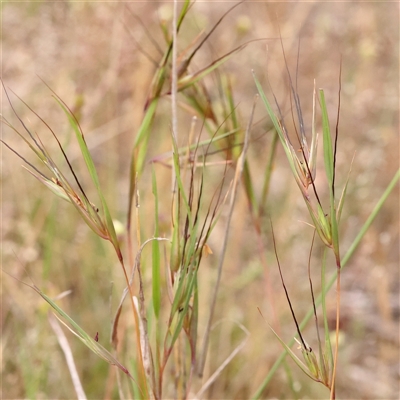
134;98;159;148
316;203;332;246
31;284;133;379
22;166;70;202
253;73;300;183
167;267;197;353
309;84;318;180
337;155;355;223
53;96;120;253
259;129;278;216
319;90;334;187
320;88;340;258
303;200;331;248
242;161;258;213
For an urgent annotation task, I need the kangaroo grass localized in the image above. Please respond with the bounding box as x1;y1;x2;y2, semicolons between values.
252;25;398;396
5;3;394;399
126;0;249;246
254;35;344;393
1;82;152;392
252;168;400;398
2;73;244;398
3;268;134;381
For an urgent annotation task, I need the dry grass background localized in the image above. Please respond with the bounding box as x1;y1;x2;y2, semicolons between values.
2;1;399;399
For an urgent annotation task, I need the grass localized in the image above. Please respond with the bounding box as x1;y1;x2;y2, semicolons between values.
2;1;399;399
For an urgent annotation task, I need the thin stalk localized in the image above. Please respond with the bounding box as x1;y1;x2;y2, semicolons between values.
271;220;308;350
330;259;341;400
308;231;327;384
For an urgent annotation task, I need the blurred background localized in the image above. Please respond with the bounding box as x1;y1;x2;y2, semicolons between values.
2;1;398;399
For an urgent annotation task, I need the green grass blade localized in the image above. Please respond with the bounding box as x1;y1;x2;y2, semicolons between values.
337;155;355;223
242;161;258;213
341;168;400;266
167;214;202;352
53;97;120;252
253;73;298;179
167;267;198;353
303;200;331;248
319;90;334;187
21;166;70;202
309;83;318;179
134;98;159;148
53;98;100;190
320;90;340;257
30;284;133;379
259;130;278;215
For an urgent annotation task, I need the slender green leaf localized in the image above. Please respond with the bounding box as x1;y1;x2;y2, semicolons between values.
254;73;299;181
319;90;334;187
303;200;330;248
337;155;355;223
319;87;340;257
242;161;258;213
259;130;278;215
316;202;332;245
134;98;159;148
309;84;318;180
54;97;120;251
31;284;133;379
167;266;198;353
